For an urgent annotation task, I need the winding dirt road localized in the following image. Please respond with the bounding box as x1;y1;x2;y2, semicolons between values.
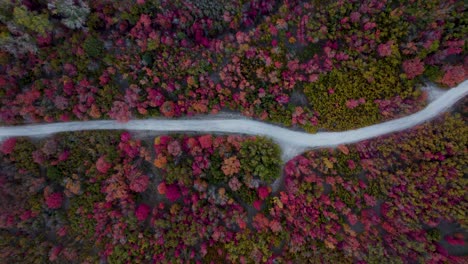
1;80;467;160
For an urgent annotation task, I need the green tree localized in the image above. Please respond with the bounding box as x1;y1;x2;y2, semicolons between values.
83;36;104;58
13;6;52;36
239;137;281;183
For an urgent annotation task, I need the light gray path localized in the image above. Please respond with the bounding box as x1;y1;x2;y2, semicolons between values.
0;80;467;161
422;83;448;102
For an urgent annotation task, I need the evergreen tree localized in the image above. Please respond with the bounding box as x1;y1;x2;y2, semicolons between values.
48;0;90;29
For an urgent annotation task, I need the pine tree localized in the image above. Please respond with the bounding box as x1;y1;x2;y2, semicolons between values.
48;0;90;30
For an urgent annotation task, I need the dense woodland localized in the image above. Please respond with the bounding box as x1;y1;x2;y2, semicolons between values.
0;0;467;263
0;0;466;130
0;100;466;263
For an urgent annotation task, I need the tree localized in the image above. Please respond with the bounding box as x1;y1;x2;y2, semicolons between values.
0;138;16;155
45;192;64;209
83;36;104;58
402;58;425;80
239;137;281;183
129;175;149;193
96;156;112;174
47;0;90;30
439;65;466;87
0;1;50;56
0;34;38;56
221;156;240;176
135;204;151;222
12;6;52;36
108;101;131;122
